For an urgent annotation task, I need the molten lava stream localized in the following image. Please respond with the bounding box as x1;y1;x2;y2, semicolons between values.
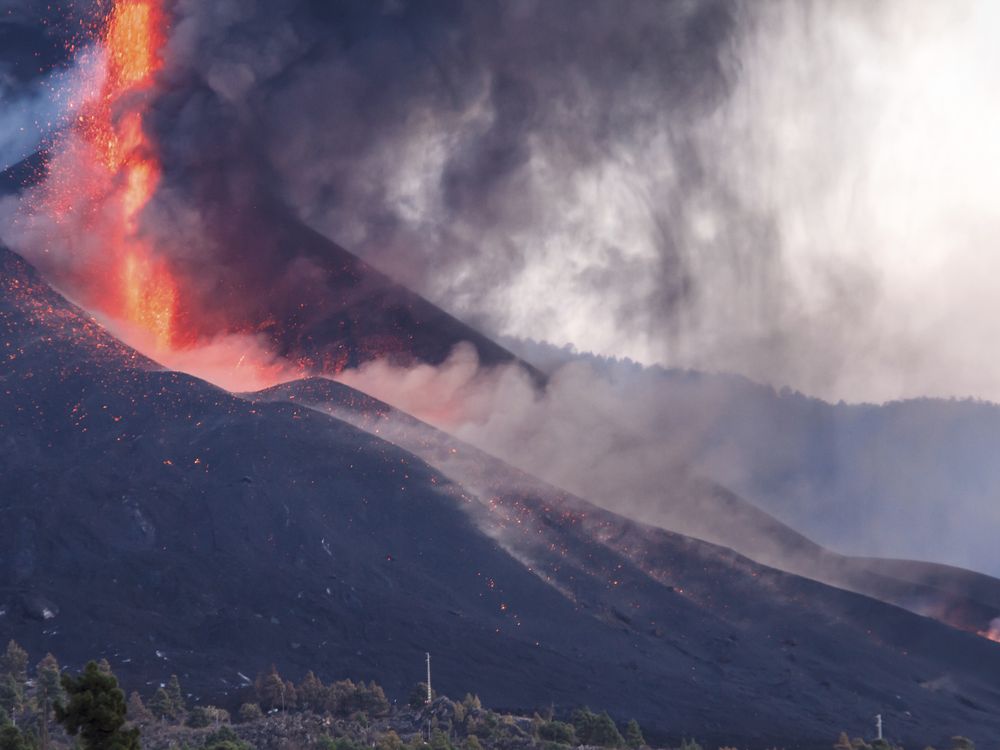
30;0;307;390
62;0;179;353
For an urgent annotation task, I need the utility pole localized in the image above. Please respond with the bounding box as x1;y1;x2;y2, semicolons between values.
426;652;433;704
875;714;883;741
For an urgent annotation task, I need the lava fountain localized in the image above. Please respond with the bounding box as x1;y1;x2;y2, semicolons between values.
10;0;306;390
45;0;178;352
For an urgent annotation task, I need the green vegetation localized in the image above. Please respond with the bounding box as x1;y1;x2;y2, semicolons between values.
54;661;140;750
0;638;984;750
572;708;625;748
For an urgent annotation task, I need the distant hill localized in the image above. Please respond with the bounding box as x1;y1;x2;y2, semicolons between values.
504;339;1000;579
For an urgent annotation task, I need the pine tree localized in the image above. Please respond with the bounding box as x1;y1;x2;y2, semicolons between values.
255;666;287;712
96;660;112;676
282;680;297;711
0;677;22;725
148;687;174;721
54;661;140;750
165;675;185;717
126;692;152;724
0;725;29;750
573;709;624;748
298;671;326;714
36;654;62;750
359;681;390;717
0;643;27;686
624;719;645;749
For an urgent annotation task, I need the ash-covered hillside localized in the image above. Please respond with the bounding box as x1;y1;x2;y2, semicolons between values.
4;245;1000;749
253;378;1000;642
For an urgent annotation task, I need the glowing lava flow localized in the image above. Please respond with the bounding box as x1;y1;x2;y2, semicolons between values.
41;0;178;352
981;621;1000;643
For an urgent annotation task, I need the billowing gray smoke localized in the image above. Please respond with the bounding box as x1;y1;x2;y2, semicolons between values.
144;0;737;341
147;0;1000;404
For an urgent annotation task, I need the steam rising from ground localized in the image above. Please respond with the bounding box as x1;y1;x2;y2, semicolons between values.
337;342;1000;577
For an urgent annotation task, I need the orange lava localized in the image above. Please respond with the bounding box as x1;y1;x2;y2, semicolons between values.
41;0;179;352
24;0;315;391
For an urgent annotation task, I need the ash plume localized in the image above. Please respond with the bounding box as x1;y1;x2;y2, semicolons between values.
134;0;1000;404
7;1;997;402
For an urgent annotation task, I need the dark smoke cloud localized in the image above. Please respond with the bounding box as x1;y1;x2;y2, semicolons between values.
147;0;763;356
146;0;1000;405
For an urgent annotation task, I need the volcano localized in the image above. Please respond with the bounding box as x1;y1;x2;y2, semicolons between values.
5;243;1000;750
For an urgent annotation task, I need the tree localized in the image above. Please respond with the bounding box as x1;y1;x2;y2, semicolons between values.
463;738;482;750
0;644;27;686
187;706;229;728
377;731;405;750
429;729;453;750
357;681;389;718
950;739;975;750
0;677;22;725
54;661;140;750
282;679;298;711
298;671;326;713
624;719;645;749
36;654;62;750
148;688;174;722
204;725;250;750
408;683;434;710
0;725;29;750
237;703;262;723
538;721;576;746
572;709;624;748
95;660;112;676
165;675;185;717
834;733;853;750
255;666;288;712
126;692;151;724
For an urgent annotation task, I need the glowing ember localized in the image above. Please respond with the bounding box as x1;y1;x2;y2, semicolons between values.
36;0;177;352
121;249;176;350
980;619;1000;643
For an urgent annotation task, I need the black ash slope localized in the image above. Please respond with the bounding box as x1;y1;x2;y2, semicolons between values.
4;247;1000;748
257;377;1000;640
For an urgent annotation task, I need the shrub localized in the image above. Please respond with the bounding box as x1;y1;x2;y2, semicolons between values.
238;703;263;723
187;706;230;728
204;725;251;750
537;721;576;746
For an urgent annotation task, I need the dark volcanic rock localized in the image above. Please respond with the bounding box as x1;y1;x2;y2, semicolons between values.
2;245;1000;749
